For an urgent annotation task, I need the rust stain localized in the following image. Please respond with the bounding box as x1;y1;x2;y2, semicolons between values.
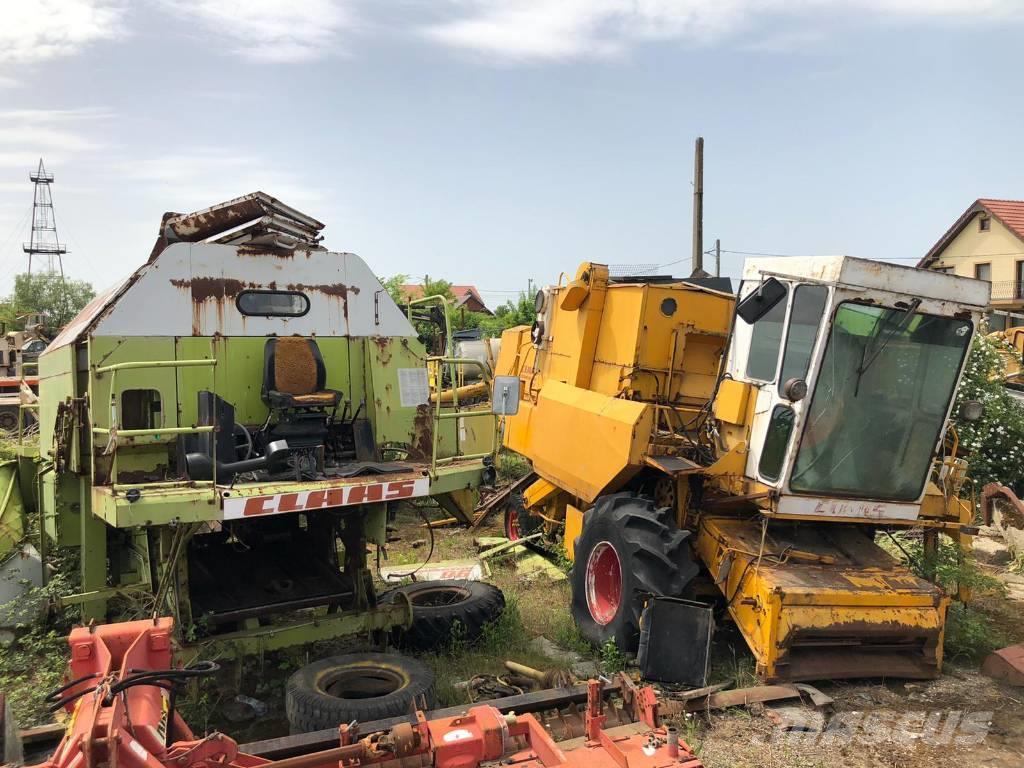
408;404;434;461
285;282;360;297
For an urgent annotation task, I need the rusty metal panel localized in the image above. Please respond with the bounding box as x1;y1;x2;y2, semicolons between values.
82;243;414;339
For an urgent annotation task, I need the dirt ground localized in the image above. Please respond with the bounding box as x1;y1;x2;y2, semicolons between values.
11;499;1024;768
376;502;1024;768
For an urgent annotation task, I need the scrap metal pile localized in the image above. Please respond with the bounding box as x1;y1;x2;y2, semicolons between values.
16;618;704;768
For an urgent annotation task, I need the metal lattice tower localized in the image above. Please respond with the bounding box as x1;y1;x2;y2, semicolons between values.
22;158;68;276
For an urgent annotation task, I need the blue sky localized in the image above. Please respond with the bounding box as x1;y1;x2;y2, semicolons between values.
1;1;1023;309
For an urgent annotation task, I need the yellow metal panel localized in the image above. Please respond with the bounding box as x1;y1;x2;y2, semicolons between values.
523;380;653;503
564;503;584;561
523;477;560;509
713;379;750;425
696;516;947;682
590;287;644;396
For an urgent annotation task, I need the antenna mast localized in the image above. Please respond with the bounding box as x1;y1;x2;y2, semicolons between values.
23;158;68;277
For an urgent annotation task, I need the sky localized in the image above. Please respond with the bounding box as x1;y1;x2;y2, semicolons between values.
1;1;1023;310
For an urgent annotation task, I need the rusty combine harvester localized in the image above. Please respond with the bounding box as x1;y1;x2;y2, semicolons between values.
4;192;497;656
495;258;989;682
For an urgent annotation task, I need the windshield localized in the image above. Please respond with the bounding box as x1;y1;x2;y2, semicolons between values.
789;301;972;501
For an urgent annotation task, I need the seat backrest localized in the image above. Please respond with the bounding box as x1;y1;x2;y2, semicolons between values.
263;336;327;397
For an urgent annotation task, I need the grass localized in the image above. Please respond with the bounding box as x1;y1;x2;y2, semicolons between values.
599;638;627;674
420;591;574;706
881;530;1010;661
496;449;531;483
0;565;82;728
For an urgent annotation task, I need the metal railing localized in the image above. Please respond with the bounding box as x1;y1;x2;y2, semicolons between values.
428;357;497;475
92;358;217;487
989;280;1024;301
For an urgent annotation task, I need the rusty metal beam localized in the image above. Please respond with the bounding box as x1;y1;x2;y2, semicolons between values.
241;681;622;759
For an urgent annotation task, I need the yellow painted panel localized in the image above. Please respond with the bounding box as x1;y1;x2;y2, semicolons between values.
714;379;751;425
564;503;584;561
523;476;559;509
696;516;947;681
525;380;652;503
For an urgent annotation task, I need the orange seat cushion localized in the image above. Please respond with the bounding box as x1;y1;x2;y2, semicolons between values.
274;337;319;395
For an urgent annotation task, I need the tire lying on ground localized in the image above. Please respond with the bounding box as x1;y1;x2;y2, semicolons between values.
570;492;698;654
285;652;436;733
379;579;505;651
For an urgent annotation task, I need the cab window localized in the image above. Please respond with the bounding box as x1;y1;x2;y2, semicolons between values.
745;286;789;381
778;284;828;395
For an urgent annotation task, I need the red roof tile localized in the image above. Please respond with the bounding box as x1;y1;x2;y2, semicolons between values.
919;198;1024;267
979;199;1024;242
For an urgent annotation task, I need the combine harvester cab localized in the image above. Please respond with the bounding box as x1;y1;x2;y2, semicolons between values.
22;193;496;655
496;257;989;682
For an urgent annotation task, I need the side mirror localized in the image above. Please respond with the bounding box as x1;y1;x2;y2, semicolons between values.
492;376;521;416
959;399;984;422
736;277;787;324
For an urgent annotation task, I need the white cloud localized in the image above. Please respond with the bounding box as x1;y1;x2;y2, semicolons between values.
423;0;1024;61
0;1;126;64
117;148;329;209
160;0;354;62
0;108;110;169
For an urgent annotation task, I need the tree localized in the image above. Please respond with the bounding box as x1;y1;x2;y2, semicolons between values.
379;273;411;306
1;272;95;330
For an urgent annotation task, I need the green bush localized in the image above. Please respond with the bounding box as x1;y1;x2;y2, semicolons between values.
951;333;1024;494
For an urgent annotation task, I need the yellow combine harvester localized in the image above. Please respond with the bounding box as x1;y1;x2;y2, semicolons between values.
493;257;987;682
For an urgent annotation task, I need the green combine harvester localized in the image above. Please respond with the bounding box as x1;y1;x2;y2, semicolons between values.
1;192;497;656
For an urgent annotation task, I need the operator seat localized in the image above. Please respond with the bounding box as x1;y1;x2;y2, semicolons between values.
262;336;341;451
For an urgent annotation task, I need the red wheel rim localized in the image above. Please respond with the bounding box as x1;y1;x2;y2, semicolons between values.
506;506;521;541
585;541;622;625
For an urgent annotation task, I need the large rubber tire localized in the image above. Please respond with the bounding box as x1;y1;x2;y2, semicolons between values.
285;652;436;733
503;490;542;542
379;580;505;651
570;493;698;654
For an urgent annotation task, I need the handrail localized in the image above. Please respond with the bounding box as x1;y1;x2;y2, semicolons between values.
427;356;496;476
407;295;455;376
96;358;218;485
95;359;216;374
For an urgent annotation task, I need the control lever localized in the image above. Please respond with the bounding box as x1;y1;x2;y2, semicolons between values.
184;439;291;482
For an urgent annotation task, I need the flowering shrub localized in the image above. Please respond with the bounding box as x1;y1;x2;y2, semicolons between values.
951;332;1024;494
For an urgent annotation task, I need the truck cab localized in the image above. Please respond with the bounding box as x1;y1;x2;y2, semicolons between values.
722;256;988;521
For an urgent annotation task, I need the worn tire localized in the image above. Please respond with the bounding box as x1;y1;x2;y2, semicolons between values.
380;580;505;651
570;493;698;654
285;652;435;733
503;490;542;542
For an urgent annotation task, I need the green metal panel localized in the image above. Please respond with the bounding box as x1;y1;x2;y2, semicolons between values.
0;461;24;560
41;472;84;547
174;336;362;427
37;343;76;453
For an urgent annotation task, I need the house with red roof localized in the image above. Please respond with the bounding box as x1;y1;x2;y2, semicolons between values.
919;199;1024;328
399;284;492;315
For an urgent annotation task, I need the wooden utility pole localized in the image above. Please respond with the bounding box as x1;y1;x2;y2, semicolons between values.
715;238;721;278
692;137;704;274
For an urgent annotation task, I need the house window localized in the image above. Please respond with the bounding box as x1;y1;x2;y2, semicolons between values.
1016;262;1024;299
975;263;992;282
979;216;991;232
